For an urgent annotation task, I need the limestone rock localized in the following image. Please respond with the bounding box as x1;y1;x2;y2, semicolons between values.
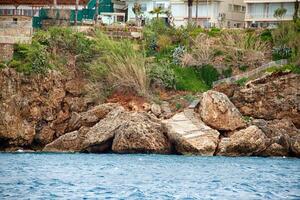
217;125;268;156
161;101;173;119
66;103;118;132
163;110;220;155
151;103;161;117
112;112;171;154
290;135;300;157
199;90;246;131
43;127;89;152
252;118;300;156
82;106;126;152
34;126;55;145
219;73;300;128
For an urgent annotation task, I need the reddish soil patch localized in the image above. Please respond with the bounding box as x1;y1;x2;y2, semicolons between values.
106;90;148;111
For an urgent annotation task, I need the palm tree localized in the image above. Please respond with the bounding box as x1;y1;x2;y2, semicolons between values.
149;6;164;19
75;0;79;25
274;7;287;20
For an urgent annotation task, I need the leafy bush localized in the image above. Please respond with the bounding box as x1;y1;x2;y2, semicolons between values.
272;20;300;65
235;77;249;86
222;67;233;78
149;61;176;89
157;35;172;52
265;64;300;74
272;46;292;60
239;65;249;72
173;66;209;92
12;41;51;74
0;62;6;69
193;65;219;88
260;29;273;42
172;45;186;65
208;27;221;37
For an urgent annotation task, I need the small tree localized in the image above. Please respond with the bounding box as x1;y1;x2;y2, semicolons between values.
149;6;164;19
274;7;287;20
132;2;142;26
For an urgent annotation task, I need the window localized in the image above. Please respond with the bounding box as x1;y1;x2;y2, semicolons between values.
228;4;233;11
242;6;246;12
233;5;240;12
13;18;18;24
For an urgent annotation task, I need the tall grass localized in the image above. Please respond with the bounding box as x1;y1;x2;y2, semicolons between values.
91;32;149;96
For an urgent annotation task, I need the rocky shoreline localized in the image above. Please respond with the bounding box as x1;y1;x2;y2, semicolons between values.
1;69;299;157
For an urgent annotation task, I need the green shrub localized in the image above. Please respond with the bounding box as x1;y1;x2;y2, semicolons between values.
208;27;221;37
173;66;209;92
235;77;249;86
222;67;233;78
149;61;176;89
0;62;6;69
157;35;172;52
260;29;273;42
265;64;300;74
193;65;219;88
12;41;51;74
239;65;249;72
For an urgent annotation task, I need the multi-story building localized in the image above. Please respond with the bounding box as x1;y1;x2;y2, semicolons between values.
245;0;299;28
171;0;246;27
115;0;246;28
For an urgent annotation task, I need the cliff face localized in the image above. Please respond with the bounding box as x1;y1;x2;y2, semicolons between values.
214;72;300;128
0;68;96;149
1;69;299;157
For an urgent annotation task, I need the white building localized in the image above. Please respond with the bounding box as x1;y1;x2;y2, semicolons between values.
171;0;246;28
118;0;246;28
245;0;299;28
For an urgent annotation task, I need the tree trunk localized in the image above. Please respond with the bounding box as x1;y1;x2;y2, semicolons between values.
75;0;79;25
196;0;199;23
95;0;99;24
294;0;299;22
157;13;159;19
188;0;193;23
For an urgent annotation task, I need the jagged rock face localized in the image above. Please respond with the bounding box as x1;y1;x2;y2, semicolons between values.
216;73;300;128
44;106;171;154
43;127;89;152
163;110;220;155
217;126;268;156
112;112;171;154
81;106;127;152
0;68;96;148
290;135;300;156
252;118;300;156
199;91;246;131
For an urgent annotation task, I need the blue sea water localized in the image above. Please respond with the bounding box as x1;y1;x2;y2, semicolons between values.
0;153;299;200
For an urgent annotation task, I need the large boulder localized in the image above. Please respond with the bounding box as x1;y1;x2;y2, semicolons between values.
112;112;171;154
163;110;220;155
82;106;126;153
43;127;89;152
252;118;300;156
66;103;118;132
217;125;268;156
199;91;246;131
